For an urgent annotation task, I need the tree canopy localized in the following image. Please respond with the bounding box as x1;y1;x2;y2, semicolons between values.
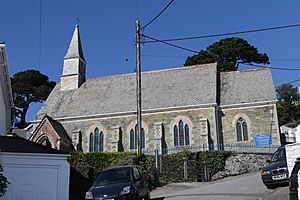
11;70;56;128
184;37;270;71
276;83;300;127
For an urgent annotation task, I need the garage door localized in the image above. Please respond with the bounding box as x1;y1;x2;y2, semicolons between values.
3;166;59;200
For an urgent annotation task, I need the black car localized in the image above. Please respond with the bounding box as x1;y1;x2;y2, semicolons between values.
289;158;300;200
85;165;150;200
261;146;289;189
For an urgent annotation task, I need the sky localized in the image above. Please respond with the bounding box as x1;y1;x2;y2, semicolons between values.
1;0;300;122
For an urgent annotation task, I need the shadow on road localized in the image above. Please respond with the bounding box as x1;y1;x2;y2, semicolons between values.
151;197;165;200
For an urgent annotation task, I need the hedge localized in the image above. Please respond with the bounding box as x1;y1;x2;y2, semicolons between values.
68;150;232;199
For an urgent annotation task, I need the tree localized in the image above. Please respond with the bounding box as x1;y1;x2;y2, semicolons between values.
276;83;300;127
184;37;270;71
11;70;56;128
0;162;9;197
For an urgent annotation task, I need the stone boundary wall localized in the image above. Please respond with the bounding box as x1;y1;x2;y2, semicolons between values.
212;152;272;180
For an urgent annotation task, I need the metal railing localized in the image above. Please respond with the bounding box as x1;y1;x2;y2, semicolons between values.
130;143;280;155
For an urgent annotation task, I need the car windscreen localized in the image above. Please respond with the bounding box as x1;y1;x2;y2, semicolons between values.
93;168;131;186
271;148;286;162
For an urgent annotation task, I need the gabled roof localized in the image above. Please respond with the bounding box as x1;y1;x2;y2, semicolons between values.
36;63;218;120
64;25;86;63
31;115;72;142
220;68;277;106
0;136;67;154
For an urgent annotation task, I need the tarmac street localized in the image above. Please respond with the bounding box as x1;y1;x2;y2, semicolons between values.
151;172;289;200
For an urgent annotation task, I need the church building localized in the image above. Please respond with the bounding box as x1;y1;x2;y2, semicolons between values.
30;25;280;153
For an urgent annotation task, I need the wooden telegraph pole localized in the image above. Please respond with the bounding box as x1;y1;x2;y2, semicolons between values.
136;20;142;156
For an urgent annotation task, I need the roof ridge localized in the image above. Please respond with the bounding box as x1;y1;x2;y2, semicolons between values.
86;62;217;81
221;67;271;74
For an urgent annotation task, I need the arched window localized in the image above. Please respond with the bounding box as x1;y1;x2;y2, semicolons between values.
130;124;145;150
185;124;190;145
37;135;52;148
130;129;135;149
236;117;248;142
174;120;190;147
99;131;104;152
174;125;178;146
89;128;104;152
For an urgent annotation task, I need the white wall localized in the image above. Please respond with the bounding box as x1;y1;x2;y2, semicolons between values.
1;153;70;200
0;82;7;135
0;44;13;136
295;125;300;143
286;143;300;177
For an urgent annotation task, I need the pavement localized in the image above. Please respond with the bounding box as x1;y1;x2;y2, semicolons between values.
150;172;289;200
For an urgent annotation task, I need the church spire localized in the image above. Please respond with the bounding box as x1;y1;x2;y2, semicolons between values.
61;25;87;91
64;25;86;63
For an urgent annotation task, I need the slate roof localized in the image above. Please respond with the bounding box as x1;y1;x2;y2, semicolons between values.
36;64;277;120
220;68;277;106
0;136;67;154
36;63;218;119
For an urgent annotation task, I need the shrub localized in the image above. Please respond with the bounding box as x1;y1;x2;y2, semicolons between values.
68;150;232;197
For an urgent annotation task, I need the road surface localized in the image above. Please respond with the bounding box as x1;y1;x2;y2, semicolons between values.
151;172;289;200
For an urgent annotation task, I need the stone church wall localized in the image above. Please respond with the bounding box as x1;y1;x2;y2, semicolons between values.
59;107;217;152
220;103;280;145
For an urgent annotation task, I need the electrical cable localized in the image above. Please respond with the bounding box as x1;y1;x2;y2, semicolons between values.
141;0;175;30
38;0;42;70
143;23;300;43
142;54;186;58
136;0;139;20
286;78;300;84
271;59;300;62
244;63;300;71
142;34;198;53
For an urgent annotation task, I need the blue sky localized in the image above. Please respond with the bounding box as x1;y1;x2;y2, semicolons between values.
1;0;300;122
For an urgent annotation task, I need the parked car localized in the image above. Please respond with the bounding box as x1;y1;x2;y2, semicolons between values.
261;146;289;189
85;165;150;200
289;158;300;200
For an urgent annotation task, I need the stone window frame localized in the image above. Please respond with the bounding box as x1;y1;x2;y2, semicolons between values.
86;124;106;152
36;133;54;148
129;125;145;150
127;120;148;150
170;116;193;147
89;128;104;152
232;113;251;143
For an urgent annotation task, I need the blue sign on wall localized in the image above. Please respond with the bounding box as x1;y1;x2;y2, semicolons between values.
255;134;272;146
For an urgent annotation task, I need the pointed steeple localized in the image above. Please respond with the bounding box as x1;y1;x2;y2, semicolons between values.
61;25;87;90
64;25;86;63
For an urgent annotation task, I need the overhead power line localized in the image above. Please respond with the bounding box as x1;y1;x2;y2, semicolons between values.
286;78;300;85
142;54;186;58
143;23;300;43
142;34;198;53
141;0;175;30
271;59;300;62
38;0;42;70
244;63;300;71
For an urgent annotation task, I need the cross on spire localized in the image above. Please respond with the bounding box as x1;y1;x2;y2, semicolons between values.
75;16;80;26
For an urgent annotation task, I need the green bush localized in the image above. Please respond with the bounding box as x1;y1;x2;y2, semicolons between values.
68;150;232;198
196;150;232;178
158;150;232;184
69;151;135;180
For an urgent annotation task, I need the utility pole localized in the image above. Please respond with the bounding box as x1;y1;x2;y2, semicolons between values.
136;20;142;156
